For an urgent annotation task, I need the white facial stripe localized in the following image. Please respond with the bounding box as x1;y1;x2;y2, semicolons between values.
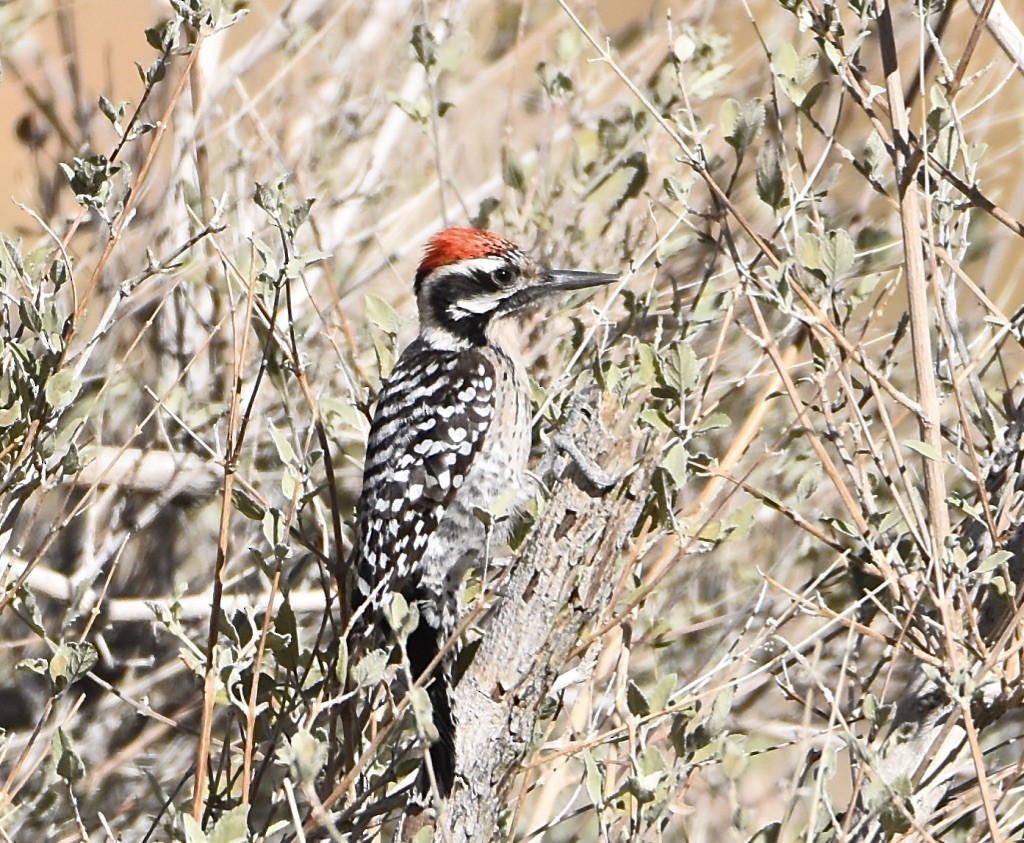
448;256;509;276
450;293;506;316
421;256;509;288
421;326;472;350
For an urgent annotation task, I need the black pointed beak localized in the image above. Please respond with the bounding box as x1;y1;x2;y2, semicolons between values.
497;267;619;316
544;269;620;292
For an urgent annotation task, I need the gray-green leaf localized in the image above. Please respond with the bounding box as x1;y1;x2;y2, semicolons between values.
756;140;786;210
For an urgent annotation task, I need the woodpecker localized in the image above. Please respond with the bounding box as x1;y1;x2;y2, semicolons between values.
349;227;616;800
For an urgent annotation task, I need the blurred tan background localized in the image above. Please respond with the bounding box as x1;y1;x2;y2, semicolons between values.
4;0;1023;310
0;0;660;232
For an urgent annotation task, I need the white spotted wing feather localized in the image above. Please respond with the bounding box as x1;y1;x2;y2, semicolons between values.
354;339;497;603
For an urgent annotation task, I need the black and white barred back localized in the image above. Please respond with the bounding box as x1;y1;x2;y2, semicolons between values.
346;227;616;801
351;339;531;796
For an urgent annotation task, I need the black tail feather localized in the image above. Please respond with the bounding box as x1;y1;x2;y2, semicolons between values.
405;615;456;798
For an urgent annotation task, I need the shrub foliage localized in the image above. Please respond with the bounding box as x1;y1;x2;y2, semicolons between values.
2;0;1024;839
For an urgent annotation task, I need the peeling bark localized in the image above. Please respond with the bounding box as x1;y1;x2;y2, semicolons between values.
438;409;657;841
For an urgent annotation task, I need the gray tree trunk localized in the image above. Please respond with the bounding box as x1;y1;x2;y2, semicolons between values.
439;407;657;841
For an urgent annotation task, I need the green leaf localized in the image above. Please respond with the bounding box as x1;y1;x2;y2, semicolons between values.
261;507;284;548
49;641;98;689
695;412;730;432
977;550;1012;574
209;805;249;843
721;734;747;779
267;422;296;465
818;744;837;785
279;730;327;785
410;685;439;741
272;600;300;670
862;693;893;728
706;684;734;735
795;463;823;502
587;151;649;212
669;711;693;758
904;439;941;461
720;98;740;142
435;32;470;73
182;815;209;843
639;745;667;778
232;488;265;521
16;658;48;675
626;680;651;717
501;146;527;195
661;342;701;394
365;294;402;335
321;397;370;435
661;442;689;488
820;229;855;281
284;250;329;279
371;326;397;380
852;271;882;305
990;575;1013;596
410;23;438;69
385;592;419;640
871;775;913;834
391;95;429;125
582;749;603;807
650;673;676;712
280;464;301;501
639;408;673;433
536;62;574;99
799;232;821;272
721;98;765;150
53;728;84;781
19;297;42;333
98;95;128;133
756;140;785;210
879;508;905;533
822;516;859;538
774;43;800;80
44;368;78;412
352;649;388;688
471;196;499;230
862;131;888;176
662;175;691;206
637;343;659;384
141;57;167;85
335;635;349;686
145;19;179;53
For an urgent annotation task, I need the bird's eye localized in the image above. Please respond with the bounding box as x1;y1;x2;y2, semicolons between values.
492;266;515;285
